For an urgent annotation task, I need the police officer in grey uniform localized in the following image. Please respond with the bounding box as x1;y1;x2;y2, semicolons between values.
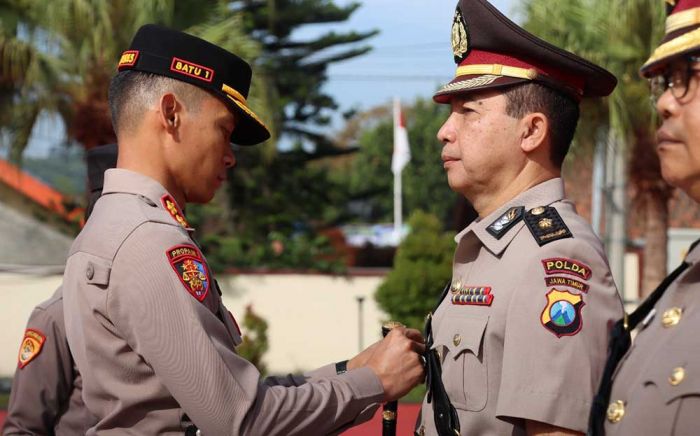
62;24;425;435
416;1;624;435
588;0;700;434
2;144;116;435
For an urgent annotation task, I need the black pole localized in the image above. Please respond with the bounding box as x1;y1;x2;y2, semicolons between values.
381;321;404;436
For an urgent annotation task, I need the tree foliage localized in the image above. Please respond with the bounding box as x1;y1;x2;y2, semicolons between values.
333;98;459;226
236;304;270;375
375;211;455;330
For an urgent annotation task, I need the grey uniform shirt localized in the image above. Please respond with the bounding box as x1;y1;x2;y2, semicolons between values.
604;243;700;435
3;287;97;436
62;169;383;435
417;178;623;435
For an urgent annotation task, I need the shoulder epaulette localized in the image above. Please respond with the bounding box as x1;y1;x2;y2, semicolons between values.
524;206;572;246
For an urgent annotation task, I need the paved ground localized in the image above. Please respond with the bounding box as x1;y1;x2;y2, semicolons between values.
0;405;421;434
341;403;420;436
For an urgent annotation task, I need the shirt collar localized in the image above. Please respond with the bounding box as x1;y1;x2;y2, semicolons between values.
102;169;192;230
455;178;566;256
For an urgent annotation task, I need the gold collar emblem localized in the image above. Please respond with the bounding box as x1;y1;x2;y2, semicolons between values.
452;8;469;62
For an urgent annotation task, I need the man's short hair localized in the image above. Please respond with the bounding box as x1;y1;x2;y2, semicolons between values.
502;82;580;167
108;71;208;134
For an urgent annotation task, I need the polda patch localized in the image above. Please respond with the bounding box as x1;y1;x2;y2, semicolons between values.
161;194;190;229
541;289;584;337
170;57;214;83
542;257;592;280
166;244;210;302
18;329;46;368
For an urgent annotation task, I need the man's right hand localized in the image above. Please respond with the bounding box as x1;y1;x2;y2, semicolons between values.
363;327;425;402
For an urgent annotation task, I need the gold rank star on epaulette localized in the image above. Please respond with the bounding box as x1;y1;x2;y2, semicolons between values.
524;206;572;246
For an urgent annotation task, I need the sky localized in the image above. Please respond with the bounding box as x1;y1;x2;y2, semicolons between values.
18;0;518;158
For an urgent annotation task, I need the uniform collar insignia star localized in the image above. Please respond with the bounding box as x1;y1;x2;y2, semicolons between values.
486;206;524;239
160;194;191;230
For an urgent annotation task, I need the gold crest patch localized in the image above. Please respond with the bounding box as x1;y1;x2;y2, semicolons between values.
451;7;469;63
118;50;139;69
18;329;46;368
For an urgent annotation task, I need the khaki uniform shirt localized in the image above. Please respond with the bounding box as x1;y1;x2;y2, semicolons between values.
417;178;623;435
63;169;383;435
3;287;97;435
604;243;700;435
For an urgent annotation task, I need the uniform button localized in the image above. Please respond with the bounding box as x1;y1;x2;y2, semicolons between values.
86;263;95;280
606;400;625;423
669;367;685;386
453;334;462;346
662;307;682;327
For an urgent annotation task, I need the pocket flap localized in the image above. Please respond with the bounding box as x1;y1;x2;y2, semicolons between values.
644;360;700;403
432;315;488;360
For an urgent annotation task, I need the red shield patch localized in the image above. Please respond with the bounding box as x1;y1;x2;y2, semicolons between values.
166;245;210;302
18;329;46;368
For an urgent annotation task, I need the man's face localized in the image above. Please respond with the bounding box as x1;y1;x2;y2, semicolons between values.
169;94;236;204
437;89;523;200
655;58;700;200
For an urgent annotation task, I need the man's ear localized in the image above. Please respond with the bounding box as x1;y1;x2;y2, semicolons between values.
158;93;180;134
519;112;548;153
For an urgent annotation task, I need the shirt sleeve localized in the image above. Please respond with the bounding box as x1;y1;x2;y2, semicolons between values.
495;237;623;432
3;303;73;435
107;222;385;435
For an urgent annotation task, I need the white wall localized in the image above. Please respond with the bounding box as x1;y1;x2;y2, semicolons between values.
0;272;389;377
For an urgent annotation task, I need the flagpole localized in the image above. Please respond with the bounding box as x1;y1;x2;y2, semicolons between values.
394;167;402;242
393;97;402;243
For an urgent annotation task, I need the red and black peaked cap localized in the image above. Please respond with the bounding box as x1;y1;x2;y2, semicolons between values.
641;0;700;77
434;0;617;103
117;24;270;146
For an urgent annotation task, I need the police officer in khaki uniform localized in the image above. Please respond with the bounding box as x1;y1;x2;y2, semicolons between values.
62;25;425;435
588;0;700;434
416;1;624;435
2;144;116;436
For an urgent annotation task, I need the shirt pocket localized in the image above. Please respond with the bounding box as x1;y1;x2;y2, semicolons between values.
432;314;489;411
641;358;700;434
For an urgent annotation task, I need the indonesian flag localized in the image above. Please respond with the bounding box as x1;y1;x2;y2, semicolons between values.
391;98;411;175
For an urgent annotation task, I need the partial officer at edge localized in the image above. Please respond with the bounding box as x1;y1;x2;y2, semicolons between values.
416;0;624;435
589;0;700;434
2;144;116;435
62;24;425;435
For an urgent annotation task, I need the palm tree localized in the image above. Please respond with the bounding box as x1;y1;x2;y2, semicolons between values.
522;0;669;298
0;0;272;161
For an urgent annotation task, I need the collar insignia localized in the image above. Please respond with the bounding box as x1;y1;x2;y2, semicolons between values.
452;7;470;63
486;206;524;239
524;206;572;246
18;329;46;368
541;289;584;337
161;194;190;229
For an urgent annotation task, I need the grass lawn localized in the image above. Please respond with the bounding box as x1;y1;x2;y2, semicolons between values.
400;384;426;403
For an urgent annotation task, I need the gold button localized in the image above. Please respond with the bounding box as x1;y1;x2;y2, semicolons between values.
669;367;686;386
662;307;683;327
531;206;546;215
606;400;625;423
453;334;462;346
